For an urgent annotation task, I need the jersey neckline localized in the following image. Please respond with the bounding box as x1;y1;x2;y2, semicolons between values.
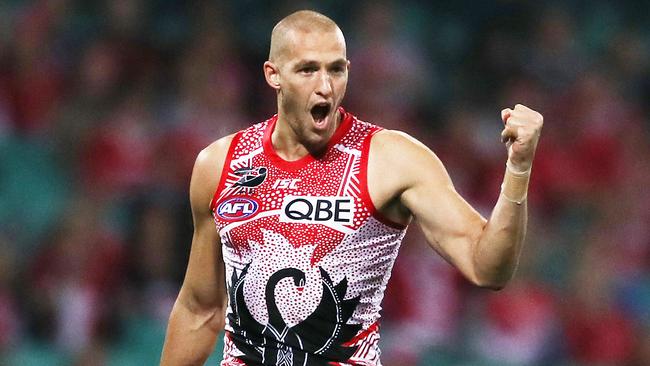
262;107;353;171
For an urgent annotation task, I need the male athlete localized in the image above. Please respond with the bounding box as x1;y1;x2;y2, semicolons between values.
161;10;543;366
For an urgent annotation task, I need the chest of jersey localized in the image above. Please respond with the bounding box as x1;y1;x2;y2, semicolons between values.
214;112;408;365
211;116;374;263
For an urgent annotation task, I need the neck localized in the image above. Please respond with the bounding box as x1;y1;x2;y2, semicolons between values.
272;119;315;161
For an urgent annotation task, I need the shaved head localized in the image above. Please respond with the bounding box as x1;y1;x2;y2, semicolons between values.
262;10;350;151
269;10;346;64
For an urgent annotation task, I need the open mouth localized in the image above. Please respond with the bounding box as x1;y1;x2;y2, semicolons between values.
310;103;331;125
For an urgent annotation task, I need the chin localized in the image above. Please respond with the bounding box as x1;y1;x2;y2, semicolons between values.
302;129;330;152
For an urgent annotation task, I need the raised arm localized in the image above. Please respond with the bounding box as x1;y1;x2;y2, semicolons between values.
368;104;542;289
160;135;235;365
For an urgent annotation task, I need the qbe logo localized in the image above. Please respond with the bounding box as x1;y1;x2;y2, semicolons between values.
216;197;260;221
280;196;355;225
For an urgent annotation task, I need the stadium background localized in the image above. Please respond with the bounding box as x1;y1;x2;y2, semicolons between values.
1;1;649;365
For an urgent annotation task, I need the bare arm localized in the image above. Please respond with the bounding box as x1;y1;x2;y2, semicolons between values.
160;135;235;365
369;104;542;289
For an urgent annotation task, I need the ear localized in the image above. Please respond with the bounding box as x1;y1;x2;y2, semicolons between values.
264;61;281;90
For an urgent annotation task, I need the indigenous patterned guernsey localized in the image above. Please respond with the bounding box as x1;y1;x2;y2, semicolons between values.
211;108;407;366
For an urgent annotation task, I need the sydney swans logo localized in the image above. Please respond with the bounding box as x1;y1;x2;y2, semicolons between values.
233;167;268;189
227;264;361;365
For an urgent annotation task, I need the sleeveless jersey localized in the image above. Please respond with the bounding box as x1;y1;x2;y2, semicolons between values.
211;108;407;366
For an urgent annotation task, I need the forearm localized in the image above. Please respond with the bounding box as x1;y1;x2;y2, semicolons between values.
160;298;225;366
473;162;530;289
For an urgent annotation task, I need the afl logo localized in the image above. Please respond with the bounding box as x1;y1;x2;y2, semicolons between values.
217;197;260;221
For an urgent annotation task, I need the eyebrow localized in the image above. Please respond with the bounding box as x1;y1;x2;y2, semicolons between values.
294;58;347;69
294;60;319;69
329;59;347;68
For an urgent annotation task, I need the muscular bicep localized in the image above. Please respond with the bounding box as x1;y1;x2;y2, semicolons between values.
372;130;486;282
178;205;226;312
401;157;486;254
176;136;234;313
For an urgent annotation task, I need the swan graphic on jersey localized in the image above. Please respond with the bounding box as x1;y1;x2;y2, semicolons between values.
232;167;268;188
227;264;362;365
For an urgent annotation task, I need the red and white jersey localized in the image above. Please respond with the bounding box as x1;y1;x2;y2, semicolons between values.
211;108;407;366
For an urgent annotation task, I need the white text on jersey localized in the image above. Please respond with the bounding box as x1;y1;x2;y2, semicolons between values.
280;196;354;226
273;178;301;189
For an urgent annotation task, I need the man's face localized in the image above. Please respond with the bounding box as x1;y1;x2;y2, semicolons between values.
269;29;349;147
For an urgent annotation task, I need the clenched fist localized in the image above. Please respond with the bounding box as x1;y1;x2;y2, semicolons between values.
500;104;543;172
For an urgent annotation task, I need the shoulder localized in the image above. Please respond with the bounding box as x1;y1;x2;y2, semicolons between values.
193;115;273;173
370;129;429;152
370;129;444;167
190;134;237;207
195;134;237;174
369;129;450;188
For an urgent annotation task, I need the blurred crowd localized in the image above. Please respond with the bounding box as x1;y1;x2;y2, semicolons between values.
1;1;649;365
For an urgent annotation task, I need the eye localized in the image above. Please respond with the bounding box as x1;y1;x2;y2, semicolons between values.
299;66;317;74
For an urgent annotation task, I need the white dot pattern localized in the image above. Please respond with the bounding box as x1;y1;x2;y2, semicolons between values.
214;111;407;365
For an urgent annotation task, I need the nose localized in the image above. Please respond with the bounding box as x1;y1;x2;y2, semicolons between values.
315;71;332;97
